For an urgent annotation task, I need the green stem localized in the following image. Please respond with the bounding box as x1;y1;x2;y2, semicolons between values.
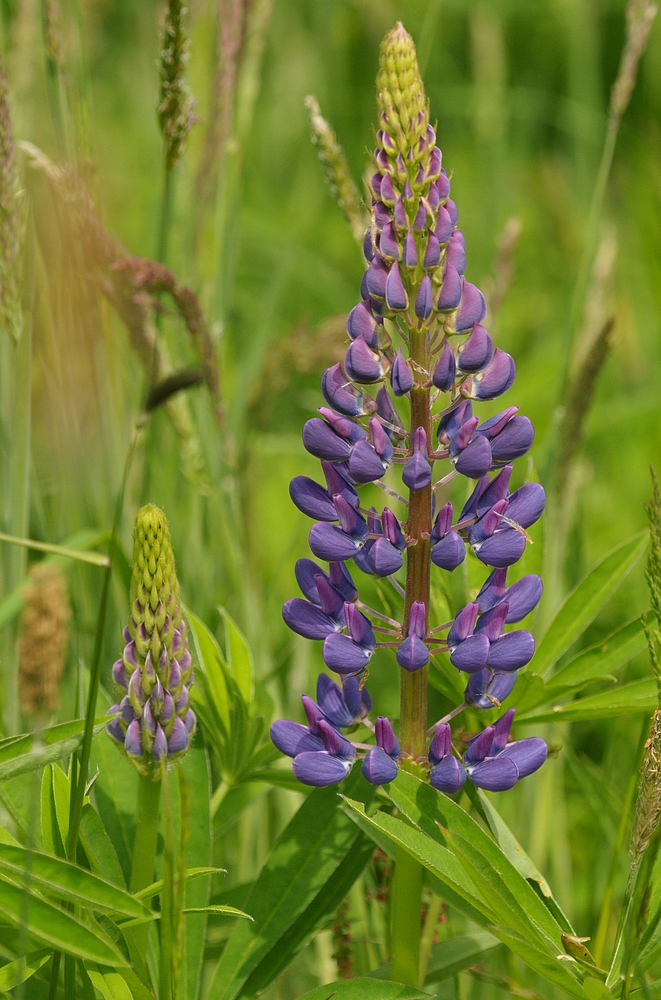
130;774;163;959
157;164;175;266
390;846;423;987
391;327;431;987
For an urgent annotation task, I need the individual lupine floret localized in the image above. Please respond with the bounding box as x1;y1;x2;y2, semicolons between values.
321;363;373;417
323;603;376;675
290;461;359;522
429;723;466;793
367;507;406;576
469;482;546;567
396;601;429;671
403;426;432;490
362;716;400;785
462;709;547;791
108;504;195;777
464;668;517;710
293;719;355;787
430;502;465;571
309;496;369;562
439;405;534;475
447;602;489;673
476;568;543;622
391;348;413;396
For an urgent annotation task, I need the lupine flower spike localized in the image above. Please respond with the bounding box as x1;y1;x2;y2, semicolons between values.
107;504;195;777
272;23;547;796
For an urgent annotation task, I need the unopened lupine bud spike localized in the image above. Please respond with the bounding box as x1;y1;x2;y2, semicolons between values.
108;504;194;777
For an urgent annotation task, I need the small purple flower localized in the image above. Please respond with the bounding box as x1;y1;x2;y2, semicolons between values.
432;342;456;392
362;716;400;786
456;323;494;373
391;348;413;396
323;603;376;676
396;601;429;672
344;337;384;384
447;602;490;673
463;710;547;791
467;348;515;400
464;668;517;710
430;503;465;571
403;427;432;491
437;263;462;311
415;275;434;320
385;261;408;311
346;301;381;348
477;569;543;623
428;724;466;793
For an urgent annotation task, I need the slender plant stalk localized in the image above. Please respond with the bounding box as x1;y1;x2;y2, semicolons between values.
390;846;423;987
419;893;442;986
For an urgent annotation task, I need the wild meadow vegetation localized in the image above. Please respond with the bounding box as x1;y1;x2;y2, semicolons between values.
1;1;661;998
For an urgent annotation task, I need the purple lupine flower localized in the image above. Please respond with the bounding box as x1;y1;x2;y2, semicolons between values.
107;505;195;776
274;23;546;800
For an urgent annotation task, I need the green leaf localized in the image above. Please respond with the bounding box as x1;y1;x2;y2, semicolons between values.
478;791;574;934
385;771;565;948
241;833;375;997
220;607;254;705
85;967;134;1000
136;867;224;901
340;797;492;929
370;931;501;984
0;876;128;965
582;979;612;999
41;765;63;856
205;769;372;1000
517;678;657;723
0;718;110;782
184;906;252;918
292;979;428;1000
51;760;71;845
0;950;50;991
490;925;584;999
0;844;151;918
80;802;126;887
534;534;647;679
189;611;230;735
543;616;649;700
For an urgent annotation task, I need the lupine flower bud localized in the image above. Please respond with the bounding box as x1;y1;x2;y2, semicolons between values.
403;427;432;490
396;601;429;671
391;348;413;396
108;504;195;776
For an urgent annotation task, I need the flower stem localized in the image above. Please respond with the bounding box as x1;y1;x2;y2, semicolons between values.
130;774;162;957
390;845;423;986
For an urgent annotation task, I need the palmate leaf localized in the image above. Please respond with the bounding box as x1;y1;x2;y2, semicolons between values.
517;678;656;724
0;718;110;782
0;876;127;965
370;931;501;984
0;844;150;918
292;979;428;1000
534;533;647;678
204;768;373;1000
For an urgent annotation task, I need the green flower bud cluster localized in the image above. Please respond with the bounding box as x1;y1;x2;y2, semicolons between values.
107;504;195;778
376;22;430;167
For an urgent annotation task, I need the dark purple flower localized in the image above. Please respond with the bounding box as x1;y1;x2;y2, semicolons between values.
362;746;398;785
465;668;517;710
415;275;434;319
302;417;353;462
455;281;487;333
424;231;441;268
293;751;352;787
321;364;369;418
428;724;466;793
487;630;535;672
323;603;376;676
430;502;465;571
467;349;515;400
432;342;456;391
385;261;408;311
456;323;494;372
446;229;465;274
437;263;462;311
391;348;413;396
396;601;429;672
344;337;384;384
317;673;370;728
282;598;342;640
402;231;418;268
363;228;375;261
347;301;381;348
436;204;453;243
477;570;542;622
463;710;547;790
403;427;432;491
380;222;400;260
365;255;388;299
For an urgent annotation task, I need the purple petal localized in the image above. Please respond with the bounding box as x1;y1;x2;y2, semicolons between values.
503;574;543;622
432;342;456;391
506;483;546;529
328;561;358;603
318;719;355;760
446;229;465;273
423;231;441;269
282;598;340;640
302;418;352;462
293;751;351;787
456;323;494;372
368;537;404;576
385;262;408;311
394;196;407;228
289;476;336;521
347;301;380;346
380;173;395;204
437;263;462;310
431;501;453;542
271;719;324;757
431;531;465;571
455;282;487;333
396;634;430;672
112;660;128;690
185;709;196;734
475;603;508;641
348;441;387;484
430;756;466;794
501;737;547;777
363;228;375;261
345;603;376;648
477;407;519;440
168;717;189;755
323;633;373;675
374;200;391;230
375;716;400;757
380;222;400;261
125;719;143;757
321;364;367;417
391;349;413;396
487;630;535;671
476;568;508;612
447;602;479;645
474;467;513;518
408;601;426;639
490;708;516;753
309;523;361;562
437;170;451;200
428;722;452;764
415;275;434;320
106;717;125;744
465;668;517;710
302;695;328;736
436;204;453;243
345;337;383;384
295;558;327;603
473;528;527;568
469;349;516;400
317;674;354;727
365;255;388;299
402;452;432;491
454;435;492;479
469;757;519;791
152;724;168;761
449;633;490;673
362;746;398;786
402;231;418;268
489;416;534;466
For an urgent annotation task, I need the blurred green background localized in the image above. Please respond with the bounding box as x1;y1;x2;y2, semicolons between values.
1;0;660;995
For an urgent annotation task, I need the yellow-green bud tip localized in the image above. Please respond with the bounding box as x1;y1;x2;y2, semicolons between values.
377;23;428;145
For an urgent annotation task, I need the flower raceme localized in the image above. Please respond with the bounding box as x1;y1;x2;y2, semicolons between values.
107;504;196;777
271;23;547;794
